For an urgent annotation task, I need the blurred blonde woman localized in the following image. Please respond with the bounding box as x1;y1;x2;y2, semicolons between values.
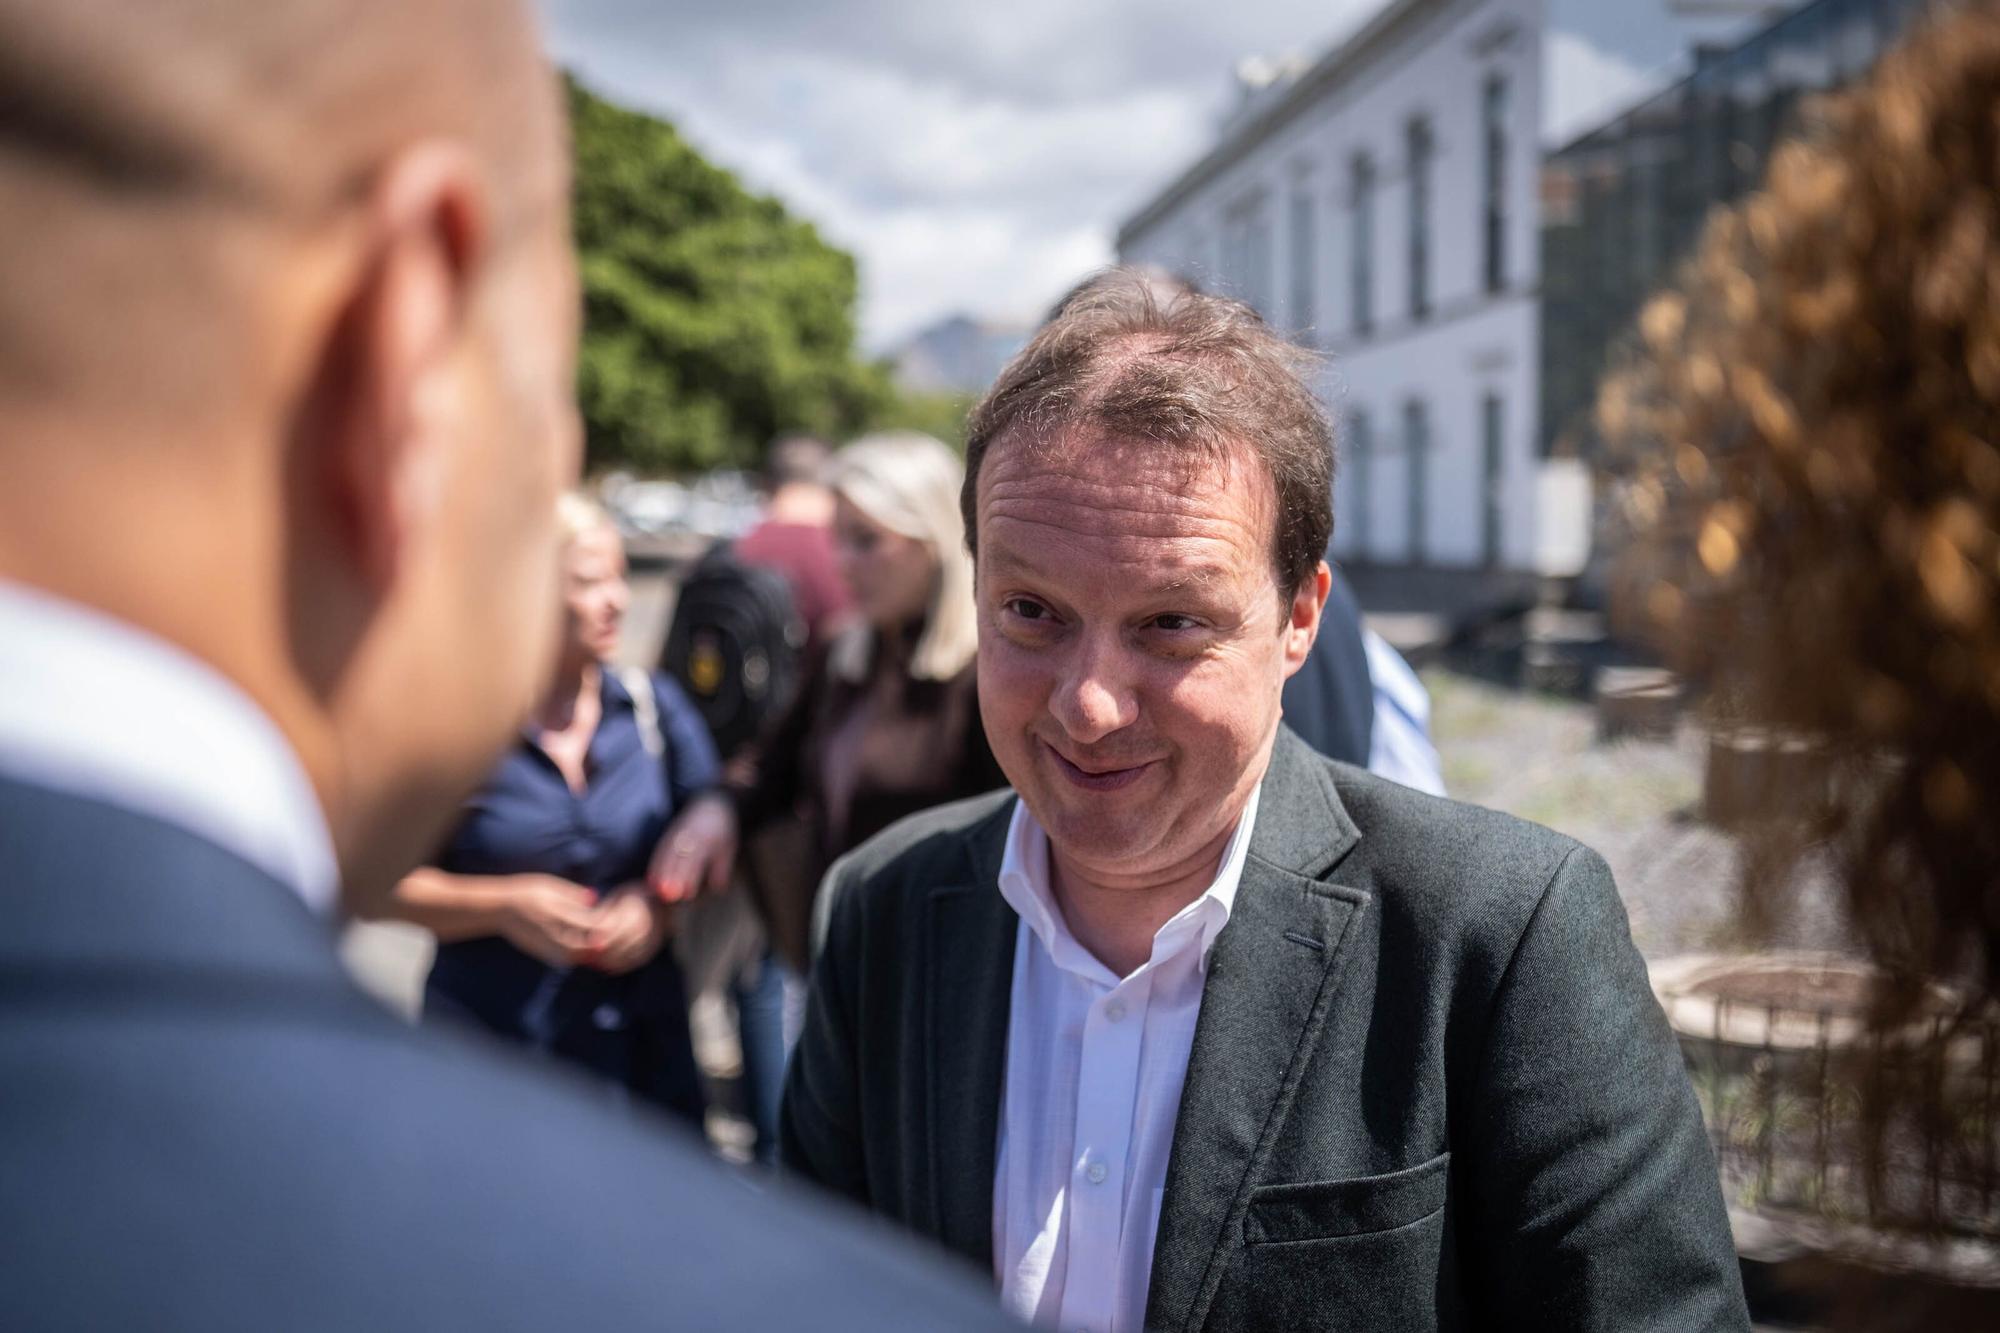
376;492;721;1123
660;432;1002;964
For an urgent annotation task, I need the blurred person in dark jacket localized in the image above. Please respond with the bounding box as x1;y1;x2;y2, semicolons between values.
1599;6;2000;1325
0;2;1025;1328
658;431;1004;971
678;434;851;1164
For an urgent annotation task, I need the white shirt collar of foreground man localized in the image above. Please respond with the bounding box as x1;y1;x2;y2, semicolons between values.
0;580;338;914
992;780;1264;1333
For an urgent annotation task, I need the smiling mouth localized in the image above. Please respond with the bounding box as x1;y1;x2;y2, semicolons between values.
1044;741;1156;793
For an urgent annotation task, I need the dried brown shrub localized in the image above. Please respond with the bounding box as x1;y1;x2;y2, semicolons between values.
1599;0;2000;1253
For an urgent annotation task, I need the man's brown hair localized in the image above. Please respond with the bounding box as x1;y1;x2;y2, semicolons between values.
962;268;1334;597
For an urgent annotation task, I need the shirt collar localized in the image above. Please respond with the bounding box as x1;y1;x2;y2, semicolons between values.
0;581;339;914
997;780;1264;988
519;659;632;744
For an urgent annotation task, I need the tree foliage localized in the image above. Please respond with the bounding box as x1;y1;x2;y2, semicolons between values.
568;77;894;474
865;389;977;449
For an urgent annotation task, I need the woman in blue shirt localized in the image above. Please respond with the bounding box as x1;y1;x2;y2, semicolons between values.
379;494;719;1125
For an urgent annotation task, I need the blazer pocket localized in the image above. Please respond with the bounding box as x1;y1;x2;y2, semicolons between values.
1243;1152;1450;1245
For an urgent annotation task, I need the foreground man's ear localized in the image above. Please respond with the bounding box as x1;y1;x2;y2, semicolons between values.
308;141;492;593
1282;560;1332;677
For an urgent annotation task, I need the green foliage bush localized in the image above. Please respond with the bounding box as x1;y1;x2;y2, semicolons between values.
569;77;909;473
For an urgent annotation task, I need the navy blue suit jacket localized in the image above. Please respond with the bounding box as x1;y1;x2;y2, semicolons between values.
1280;564;1373;768
0;775;1013;1330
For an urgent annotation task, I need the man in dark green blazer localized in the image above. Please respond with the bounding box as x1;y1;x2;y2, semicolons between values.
782;271;1748;1332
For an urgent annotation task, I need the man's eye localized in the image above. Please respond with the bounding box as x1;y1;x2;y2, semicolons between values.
1004;599;1051;622
1151;614;1200;632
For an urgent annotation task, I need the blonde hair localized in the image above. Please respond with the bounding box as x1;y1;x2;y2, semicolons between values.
826;431;977;682
555;490;615;546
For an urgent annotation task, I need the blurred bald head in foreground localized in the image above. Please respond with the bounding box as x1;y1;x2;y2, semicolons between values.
0;6;1019;1330
0;0;578;898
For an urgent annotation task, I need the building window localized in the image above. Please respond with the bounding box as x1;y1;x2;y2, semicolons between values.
1224;205;1273;318
1222;215;1246;307
1246;213;1272;316
1482;392;1505;568
1482;76;1508;293
1349;408;1372;558
1289;189;1316;340
1350;154;1374;335
1403;398;1428;563
1407;117;1433;321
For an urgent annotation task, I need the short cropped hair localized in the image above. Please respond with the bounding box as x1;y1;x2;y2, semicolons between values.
762;434;830;492
962;267;1333;597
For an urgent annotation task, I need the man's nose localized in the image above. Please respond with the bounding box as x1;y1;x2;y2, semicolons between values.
1048;637;1137;745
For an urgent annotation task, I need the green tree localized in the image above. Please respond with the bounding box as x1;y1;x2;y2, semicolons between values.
864;388;977;450
568;77;891;474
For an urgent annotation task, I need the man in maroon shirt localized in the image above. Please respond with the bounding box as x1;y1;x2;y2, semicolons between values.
733;435;852;653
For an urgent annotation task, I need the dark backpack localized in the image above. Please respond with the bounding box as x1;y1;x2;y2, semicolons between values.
659;542;805;759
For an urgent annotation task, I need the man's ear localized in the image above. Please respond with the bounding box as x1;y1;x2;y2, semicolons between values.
1281;561;1332;680
306;142;490;591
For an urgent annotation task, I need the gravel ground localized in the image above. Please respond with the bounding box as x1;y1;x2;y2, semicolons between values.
1421;669;1853;963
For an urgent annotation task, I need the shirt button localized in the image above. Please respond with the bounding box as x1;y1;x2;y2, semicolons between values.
1086;1161;1108;1185
1104;1000;1126;1023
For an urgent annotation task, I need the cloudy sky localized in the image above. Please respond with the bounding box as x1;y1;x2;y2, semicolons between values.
540;1;1729;351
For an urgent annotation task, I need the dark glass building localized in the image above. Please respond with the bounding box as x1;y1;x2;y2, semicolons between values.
1538;0;1932;461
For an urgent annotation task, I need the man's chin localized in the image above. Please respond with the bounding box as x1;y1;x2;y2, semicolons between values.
1030;795;1158;865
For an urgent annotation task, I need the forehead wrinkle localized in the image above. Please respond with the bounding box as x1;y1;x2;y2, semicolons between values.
979;537;1244;599
980;489;1261;558
976;428;1279;588
985;429;1270;514
985;471;1229;514
978;505;1261;593
979;455;1252;528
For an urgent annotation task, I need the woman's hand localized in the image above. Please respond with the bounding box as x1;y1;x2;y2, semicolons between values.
583;882;674;975
498;875;601;968
648;794;737;903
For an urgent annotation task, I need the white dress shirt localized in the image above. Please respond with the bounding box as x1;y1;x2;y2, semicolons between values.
992;782;1263;1333
0;580;338;912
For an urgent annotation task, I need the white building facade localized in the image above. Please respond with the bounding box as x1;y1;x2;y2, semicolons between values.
1118;0;1546;573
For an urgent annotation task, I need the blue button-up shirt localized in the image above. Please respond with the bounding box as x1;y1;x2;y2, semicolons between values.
425;668;720;1047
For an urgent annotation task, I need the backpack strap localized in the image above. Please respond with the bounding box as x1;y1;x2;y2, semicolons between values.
616;665;664;758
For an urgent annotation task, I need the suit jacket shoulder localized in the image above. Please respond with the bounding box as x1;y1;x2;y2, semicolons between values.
809;785;1014;954
1321;756;1597;956
0;777;1016;1333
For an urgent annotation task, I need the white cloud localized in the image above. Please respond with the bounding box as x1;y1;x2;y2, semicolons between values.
540;0;1388;349
1543;29;1654;146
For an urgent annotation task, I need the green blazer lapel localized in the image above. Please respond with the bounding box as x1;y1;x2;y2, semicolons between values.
1146;730;1369;1333
924;800;1019;1269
